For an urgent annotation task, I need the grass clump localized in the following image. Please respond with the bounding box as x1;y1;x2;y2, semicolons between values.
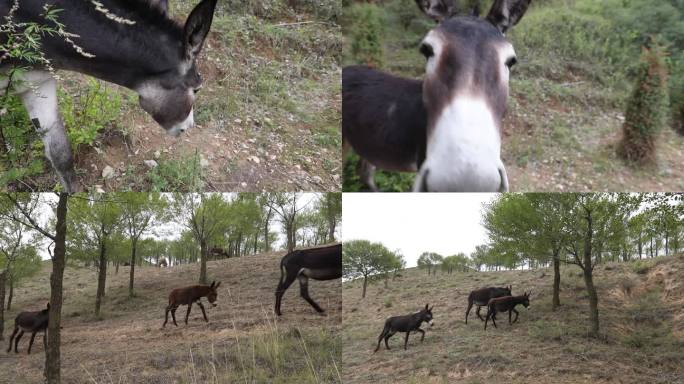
146;152;204;192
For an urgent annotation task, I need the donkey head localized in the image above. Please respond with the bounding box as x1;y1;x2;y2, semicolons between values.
207;281;221;307
412;0;531;192
136;0;217;137
521;291;530;309
422;304;435;326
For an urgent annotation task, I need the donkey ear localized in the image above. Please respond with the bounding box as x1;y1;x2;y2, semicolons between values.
150;0;168;15
210;281;215;288
486;0;531;34
425;303;429;310
183;0;218;59
215;281;221;289
415;0;456;22
46;302;50;310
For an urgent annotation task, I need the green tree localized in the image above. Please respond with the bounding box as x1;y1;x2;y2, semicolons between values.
343;240;396;298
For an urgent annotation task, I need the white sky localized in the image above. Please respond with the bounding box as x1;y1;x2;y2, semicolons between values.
342;193;497;267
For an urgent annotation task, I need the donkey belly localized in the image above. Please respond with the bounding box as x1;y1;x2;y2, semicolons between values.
299;267;341;281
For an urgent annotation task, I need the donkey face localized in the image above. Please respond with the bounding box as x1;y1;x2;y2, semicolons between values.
522;291;530;309
136;0;217;136
422;304;435;326
207;281;221;307
413;0;531;192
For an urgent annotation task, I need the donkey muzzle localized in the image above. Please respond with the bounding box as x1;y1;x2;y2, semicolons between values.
413;159;508;192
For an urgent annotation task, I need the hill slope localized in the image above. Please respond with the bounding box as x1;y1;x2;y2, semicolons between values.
1;251;341;383
342;255;684;384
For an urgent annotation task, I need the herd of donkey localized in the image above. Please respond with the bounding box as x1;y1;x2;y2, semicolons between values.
4;243;532;357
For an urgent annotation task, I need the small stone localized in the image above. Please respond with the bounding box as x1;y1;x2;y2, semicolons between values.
144;160;158;169
248;156;260;164
102;166;116;180
154;150;161;159
200;157;210;168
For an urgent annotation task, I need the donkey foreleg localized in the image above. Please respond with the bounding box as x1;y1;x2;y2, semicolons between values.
18;72;76;192
171;306;179;326
298;274;324;313
357;159;378;192
476;305;485;322
512;308;519;324
185;303;193;325
416;328;426;342
43;332;47;353
197;301;208;322
404;331;410;350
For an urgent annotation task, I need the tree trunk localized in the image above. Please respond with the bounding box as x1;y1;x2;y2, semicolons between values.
128;238;137;298
95;238;107;317
115;261;119;275
263;207;272;252
199;239;207;284
552;249;561;311
327;198;336;242
7;277;13;311
286;220;296;252
583;209;599;338
638;236;642;259
46;192;69;383
362;276;368;298
0;270;5;340
253;233;257;254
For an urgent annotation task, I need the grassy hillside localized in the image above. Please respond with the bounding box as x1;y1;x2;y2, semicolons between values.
342;255;684;383
1;0;341;192
342;0;684;192
0;251;341;383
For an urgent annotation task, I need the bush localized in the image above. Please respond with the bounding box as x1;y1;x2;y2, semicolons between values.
631;259;653;275
345;3;386;67
619;41;669;164
60;79;122;150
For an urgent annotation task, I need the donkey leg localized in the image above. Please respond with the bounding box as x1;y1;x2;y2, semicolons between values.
509;310;512;325
384;331;396;350
185;303;193;325
171;305;179;326
197;301;209;322
27;332;37;354
358;159;378;192
512;308;519;324
14;330;24;353
491;311;498;328
43;331;47;353
417;328;426;342
7;327;18;353
404;332;410;350
298;274;324;313
374;327;388;353
476;305;485;322
163;305;171;327
18;72;77;192
275;271;297;316
465;300;473;324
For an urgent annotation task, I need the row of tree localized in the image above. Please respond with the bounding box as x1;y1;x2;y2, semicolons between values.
0;192;341;383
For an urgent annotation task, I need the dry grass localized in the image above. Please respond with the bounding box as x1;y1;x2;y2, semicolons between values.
0;251;341;383
342;255;684;384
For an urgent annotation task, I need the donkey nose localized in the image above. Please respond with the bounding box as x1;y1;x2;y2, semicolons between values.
413;160;507;192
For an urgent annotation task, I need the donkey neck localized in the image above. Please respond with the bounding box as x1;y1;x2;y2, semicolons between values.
19;0;185;90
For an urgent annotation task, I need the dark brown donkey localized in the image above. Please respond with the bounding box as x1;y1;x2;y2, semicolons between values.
374;304;434;352
465;285;511;324
275;243;342;316
7;303;49;354
343;0;532;191
484;291;531;330
163;281;220;327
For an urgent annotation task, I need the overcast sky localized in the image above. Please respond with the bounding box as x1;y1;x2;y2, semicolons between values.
342;193;497;267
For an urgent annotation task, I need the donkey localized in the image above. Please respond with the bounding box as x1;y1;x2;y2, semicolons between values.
342;0;532;191
0;0;218;192
374;304;434;352
158;258;169;268
163;281;220;327
484;291;530;330
465;285;511;324
275;243;342;316
7;302;49;354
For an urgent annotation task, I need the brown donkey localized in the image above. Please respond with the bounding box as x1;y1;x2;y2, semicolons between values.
163;281;220;327
465;285;511;324
7;303;49;354
484;291;531;330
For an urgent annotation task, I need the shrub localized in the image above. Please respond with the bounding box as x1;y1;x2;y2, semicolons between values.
60;79;122;150
619;41;669;164
345;3;386;67
631;260;652;275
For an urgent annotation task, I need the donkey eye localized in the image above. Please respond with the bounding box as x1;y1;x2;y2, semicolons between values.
193;86;202;94
420;43;434;59
505;57;517;68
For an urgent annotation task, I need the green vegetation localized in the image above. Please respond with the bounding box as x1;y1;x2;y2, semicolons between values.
146;152;205;192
